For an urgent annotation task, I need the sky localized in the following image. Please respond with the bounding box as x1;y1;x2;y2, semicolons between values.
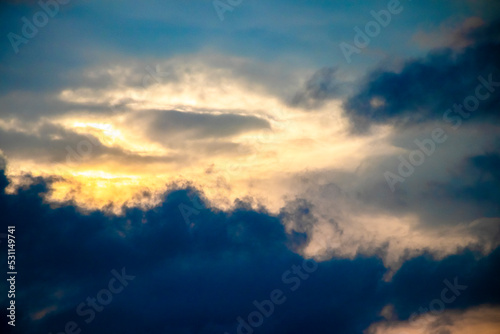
0;0;500;333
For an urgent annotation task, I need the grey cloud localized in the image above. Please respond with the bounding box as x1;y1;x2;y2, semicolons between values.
0;121;180;166
128;109;270;144
290;67;342;109
0;91;126;121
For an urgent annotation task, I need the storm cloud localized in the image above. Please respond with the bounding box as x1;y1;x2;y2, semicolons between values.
344;20;500;133
1;168;500;334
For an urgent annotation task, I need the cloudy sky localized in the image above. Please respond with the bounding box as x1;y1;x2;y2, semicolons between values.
1;0;500;333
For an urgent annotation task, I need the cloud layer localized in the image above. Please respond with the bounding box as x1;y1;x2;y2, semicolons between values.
1;169;499;334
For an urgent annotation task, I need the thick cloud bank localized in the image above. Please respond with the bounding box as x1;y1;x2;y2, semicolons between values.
344;20;500;133
1;168;499;334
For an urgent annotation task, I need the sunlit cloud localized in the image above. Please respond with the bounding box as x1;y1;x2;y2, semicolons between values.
366;305;500;334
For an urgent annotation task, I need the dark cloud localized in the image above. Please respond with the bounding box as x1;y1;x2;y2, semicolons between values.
344;20;500;133
0;167;499;334
423;152;500;220
352;147;500;229
389;247;500;321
